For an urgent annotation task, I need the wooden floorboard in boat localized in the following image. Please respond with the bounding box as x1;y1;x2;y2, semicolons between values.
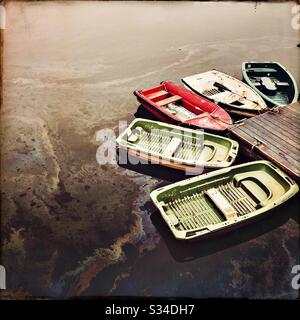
229;102;300;180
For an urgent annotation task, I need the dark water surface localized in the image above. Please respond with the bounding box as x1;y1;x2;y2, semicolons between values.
1;1;299;298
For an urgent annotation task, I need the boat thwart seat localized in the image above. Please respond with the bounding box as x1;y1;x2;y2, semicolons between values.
156;95;182;106
205;188;238;220
276;82;290;87
260;77;277;95
246;67;278;73
146;90;168;100
162;137;182;157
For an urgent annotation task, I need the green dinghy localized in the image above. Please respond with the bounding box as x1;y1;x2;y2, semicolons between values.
151;161;299;240
116;118;239;174
242;62;299;106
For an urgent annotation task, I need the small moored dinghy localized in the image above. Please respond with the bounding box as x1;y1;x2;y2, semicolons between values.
151;161;299;240
133;81;232;131
181;70;268;117
116;118;239;174
242;61;299;106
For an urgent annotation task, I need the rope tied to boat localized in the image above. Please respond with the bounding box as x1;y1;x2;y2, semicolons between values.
250;136;264;155
269;106;283;114
230;118;246;129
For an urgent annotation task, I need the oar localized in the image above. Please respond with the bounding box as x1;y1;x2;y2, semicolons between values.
194;106;218;119
213;82;259;106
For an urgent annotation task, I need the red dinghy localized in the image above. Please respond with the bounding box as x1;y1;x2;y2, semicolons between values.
134;81;232;131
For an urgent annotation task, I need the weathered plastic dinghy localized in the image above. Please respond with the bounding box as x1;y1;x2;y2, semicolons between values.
116;118;239;174
151;161;299;240
242;61;299;106
181;70;268;117
134;81;232;131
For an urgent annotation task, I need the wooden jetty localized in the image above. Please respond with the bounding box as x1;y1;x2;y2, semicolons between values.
229;102;300;181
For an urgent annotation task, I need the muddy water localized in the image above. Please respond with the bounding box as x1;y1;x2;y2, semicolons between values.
1;1;299;298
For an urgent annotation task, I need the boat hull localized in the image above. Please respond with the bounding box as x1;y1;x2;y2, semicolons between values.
182;70;268;117
242;61;299;107
134;81;232;131
119;148;208;175
116;118;239;174
151;161;299;240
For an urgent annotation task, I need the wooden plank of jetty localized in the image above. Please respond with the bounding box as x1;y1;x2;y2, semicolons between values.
229;102;300;181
